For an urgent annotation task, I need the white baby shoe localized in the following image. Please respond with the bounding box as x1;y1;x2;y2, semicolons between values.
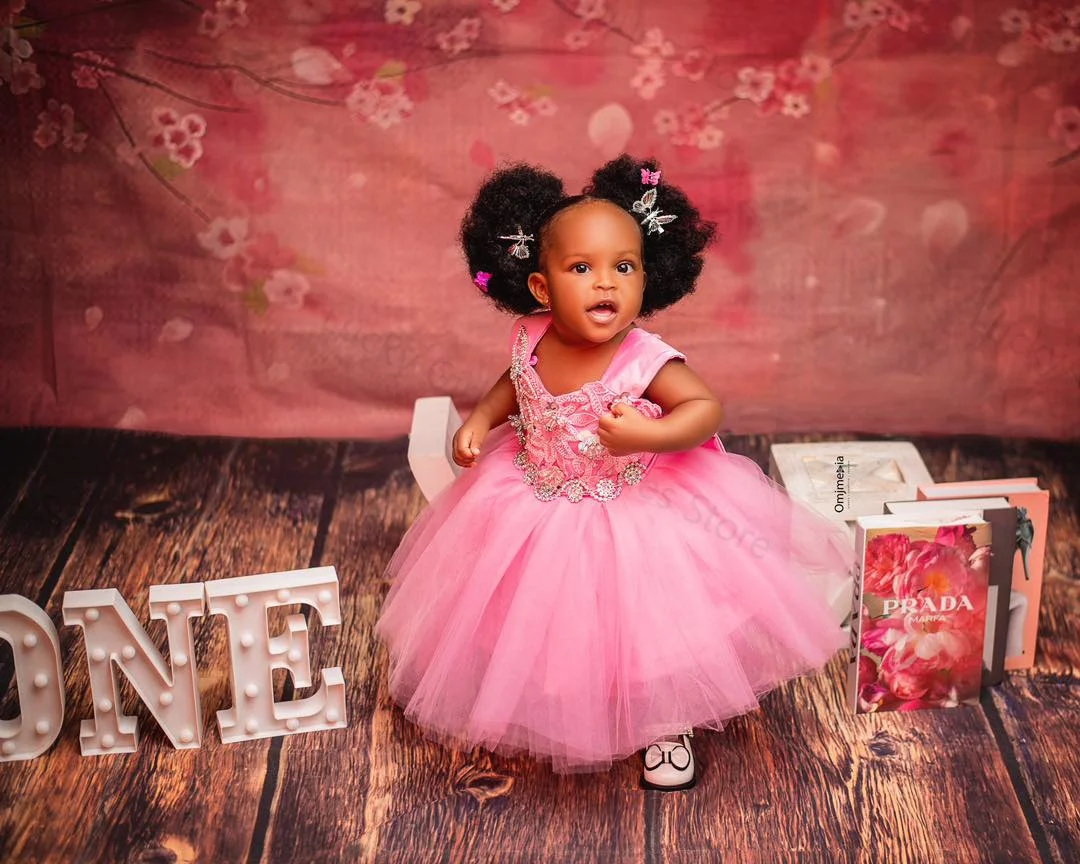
641;728;696;791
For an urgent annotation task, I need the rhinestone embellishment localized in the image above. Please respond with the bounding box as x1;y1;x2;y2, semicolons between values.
577;431;605;460
507;320;656;504
621;461;645;486
594;479;617;501
510;449;648;503
509;414;527;447
540;400;561;431
535;484;557;502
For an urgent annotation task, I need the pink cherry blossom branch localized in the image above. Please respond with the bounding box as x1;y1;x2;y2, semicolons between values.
36;49;246;113
151;46;498;94
549;0;636;44
99;81;211;223
143;50;345;106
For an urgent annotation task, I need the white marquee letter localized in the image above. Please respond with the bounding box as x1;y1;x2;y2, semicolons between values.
205;566;346;743
62;583;205;755
0;595;65;762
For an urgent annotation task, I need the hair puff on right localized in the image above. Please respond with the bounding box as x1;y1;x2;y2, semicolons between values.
585;154;717;317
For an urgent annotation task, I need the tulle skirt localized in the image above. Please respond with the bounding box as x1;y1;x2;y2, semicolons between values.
375;422;853;774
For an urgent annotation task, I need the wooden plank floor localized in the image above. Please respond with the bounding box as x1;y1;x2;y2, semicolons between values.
0;428;1076;864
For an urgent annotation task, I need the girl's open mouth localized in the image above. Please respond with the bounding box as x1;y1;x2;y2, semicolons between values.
586;301;617;324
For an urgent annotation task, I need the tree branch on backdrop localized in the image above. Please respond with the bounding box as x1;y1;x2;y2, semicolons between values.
37;48;246;112
99;82;211;223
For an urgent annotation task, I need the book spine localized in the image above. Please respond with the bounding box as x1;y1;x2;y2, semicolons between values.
1003;491;1049;671
847;522;868;713
983;507;1016;686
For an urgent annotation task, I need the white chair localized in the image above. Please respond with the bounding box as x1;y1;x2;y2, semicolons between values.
407;397;464;502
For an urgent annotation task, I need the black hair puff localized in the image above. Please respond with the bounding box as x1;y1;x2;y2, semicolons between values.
459;163;565;316
459;155;716;317
584;154;717;317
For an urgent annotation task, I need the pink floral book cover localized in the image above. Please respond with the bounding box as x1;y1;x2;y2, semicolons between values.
847;516;990;714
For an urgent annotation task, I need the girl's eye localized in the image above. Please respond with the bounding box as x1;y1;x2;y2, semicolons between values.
617;262;635;274
572;263;589;274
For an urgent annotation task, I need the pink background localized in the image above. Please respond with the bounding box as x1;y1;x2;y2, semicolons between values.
2;0;1079;440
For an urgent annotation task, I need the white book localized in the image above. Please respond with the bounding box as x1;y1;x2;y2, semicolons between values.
853;513;986;530
768;441;935;541
884;497;1012;516
919;480;1042;497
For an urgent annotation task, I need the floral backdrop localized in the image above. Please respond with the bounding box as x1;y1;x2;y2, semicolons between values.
1;0;1079;440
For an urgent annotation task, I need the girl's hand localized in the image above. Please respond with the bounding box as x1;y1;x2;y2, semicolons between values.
597;402;656;457
453;415;492;468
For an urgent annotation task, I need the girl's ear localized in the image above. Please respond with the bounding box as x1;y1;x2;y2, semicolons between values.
527;272;550;308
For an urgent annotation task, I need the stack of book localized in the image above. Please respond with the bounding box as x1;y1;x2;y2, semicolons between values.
847;478;1049;714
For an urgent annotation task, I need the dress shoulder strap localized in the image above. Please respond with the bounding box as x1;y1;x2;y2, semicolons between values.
604;327;687;399
508;311;552;362
607;325;727;452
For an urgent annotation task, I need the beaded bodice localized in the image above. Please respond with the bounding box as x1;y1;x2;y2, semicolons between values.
506;314;681;504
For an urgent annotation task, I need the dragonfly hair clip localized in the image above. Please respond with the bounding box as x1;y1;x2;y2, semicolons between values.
499;227;535;260
631;188;677;236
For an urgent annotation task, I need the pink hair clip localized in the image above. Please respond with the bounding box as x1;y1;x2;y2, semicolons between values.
473;271;492;291
640;168;661;185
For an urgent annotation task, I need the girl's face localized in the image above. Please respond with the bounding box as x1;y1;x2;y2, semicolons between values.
527;200;645;344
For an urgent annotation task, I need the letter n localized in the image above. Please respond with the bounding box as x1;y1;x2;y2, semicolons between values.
63;584;205;756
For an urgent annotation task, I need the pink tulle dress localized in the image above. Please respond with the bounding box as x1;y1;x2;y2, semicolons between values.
376;311;853;774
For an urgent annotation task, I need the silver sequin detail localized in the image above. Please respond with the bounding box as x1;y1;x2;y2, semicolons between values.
535;484;557;502
509;326;529;380
540;400;561;431
510;449;649;504
594;479;618;501
509;414;527;447
576;431;604;459
621;461;645;486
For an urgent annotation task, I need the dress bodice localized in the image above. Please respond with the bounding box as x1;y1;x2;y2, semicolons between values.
506;312;687;503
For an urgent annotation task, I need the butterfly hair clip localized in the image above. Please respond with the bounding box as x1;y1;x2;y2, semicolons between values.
499;227;535;259
640;168;661;185
631;188;677;235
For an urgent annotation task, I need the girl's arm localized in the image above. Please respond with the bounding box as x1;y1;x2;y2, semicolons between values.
638;360;724;453
454;369;518;468
468;368;518;429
